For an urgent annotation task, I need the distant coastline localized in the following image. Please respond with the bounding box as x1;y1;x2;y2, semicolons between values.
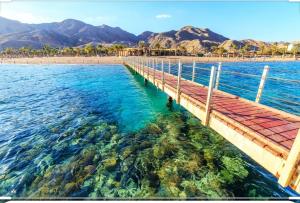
0;56;298;65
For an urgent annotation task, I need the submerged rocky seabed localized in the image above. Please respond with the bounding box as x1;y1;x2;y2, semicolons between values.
0;110;289;199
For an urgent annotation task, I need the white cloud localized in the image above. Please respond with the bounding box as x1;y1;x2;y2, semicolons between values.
155;14;172;19
1;11;50;24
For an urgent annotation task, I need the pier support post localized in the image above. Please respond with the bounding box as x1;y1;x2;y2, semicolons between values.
203;66;217;126
278;129;300;187
176;60;182;104
137;58;140;73
153;58;156;84
215;62;222;90
135;58;138;72
138;58;141;73
142;58;145;77
136;58;139;73
162;60;165;90
167;96;173;110
192;60;196;82
256;65;269;103
168;59;171;74
133;58;136;72
147;59;150;80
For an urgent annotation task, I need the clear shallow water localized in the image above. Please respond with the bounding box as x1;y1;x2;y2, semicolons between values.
0;64;298;198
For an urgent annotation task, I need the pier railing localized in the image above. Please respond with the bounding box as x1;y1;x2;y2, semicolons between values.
125;56;300;115
123;56;300;194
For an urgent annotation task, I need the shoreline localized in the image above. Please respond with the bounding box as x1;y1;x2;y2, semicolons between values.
0;56;123;65
0;56;298;65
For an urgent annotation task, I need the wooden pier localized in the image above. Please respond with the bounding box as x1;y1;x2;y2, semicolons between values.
124;57;300;194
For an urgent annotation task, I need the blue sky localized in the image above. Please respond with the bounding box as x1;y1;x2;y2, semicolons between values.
0;1;300;42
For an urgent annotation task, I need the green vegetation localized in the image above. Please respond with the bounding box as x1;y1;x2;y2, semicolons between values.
1;42;299;58
0;43;127;58
210;42;300;58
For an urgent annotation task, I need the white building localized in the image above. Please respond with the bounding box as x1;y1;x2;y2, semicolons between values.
287;44;294;52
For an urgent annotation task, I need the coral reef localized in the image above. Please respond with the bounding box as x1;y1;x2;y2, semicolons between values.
0;111;290;198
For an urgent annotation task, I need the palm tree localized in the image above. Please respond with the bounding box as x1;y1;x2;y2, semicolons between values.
178;45;187;56
110;44;126;56
230;43;239;57
292;44;300;58
259;45;271;56
84;44;95;56
96;44;106;56
241;44;250;57
3;48;15;57
219;47;227;57
19;47;32;57
95;45;101;56
138;41;146;49
271;43;279;56
73;47;81;56
62;47;73;56
42;44;53;57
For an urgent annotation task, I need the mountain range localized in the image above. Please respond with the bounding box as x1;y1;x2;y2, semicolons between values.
0;16;275;52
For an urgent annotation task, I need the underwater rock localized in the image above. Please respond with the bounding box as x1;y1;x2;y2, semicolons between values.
145;123;162;135
38;186;50;196
72;125;91;141
7;159;31;173
181;180;199;197
103;131;111;142
50;127;59;134
183;159;199;175
64;182;78;195
102;157;117;171
153;144;164;159
120;147;132;160
159;183;185;198
138;141;152;150
195;172;228;198
160;138;179;158
203;148;216;170
62;171;74;183
71;185;91;197
133;179;157;197
221;156;248;179
121;156;135;173
109;125;118;134
86;130;97;141
158;162;180;186
58;129;73;141
84;165;96;174
111;134;120;145
80;147;96;166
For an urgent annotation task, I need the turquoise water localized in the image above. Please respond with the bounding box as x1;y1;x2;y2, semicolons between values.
0;64;298;199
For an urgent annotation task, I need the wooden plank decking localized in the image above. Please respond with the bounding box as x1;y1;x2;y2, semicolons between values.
124;58;300;194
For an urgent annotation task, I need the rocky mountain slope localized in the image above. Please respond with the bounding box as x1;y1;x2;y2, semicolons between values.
0;17;138;50
0;16;283;53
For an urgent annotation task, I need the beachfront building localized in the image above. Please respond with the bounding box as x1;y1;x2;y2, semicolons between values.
118;48;186;57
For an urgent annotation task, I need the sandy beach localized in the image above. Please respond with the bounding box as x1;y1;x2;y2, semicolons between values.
0;56;298;65
163;56;299;63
